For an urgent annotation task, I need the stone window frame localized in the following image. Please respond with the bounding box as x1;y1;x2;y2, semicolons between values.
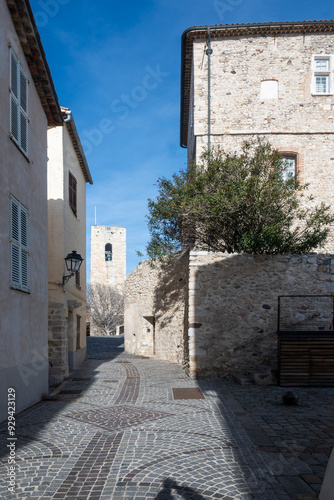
311;54;334;95
276;147;304;185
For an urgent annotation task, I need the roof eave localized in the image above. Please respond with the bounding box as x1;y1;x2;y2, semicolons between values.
61;108;93;185
6;0;63;126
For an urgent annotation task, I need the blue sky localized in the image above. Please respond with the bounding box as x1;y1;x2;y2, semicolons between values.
30;0;334;278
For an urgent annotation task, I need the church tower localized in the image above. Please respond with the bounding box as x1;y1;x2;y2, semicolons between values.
90;225;126;290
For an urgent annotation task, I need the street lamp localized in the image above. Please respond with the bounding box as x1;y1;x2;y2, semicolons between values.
62;250;84;285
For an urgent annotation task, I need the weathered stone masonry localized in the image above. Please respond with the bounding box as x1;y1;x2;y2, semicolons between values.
182;23;334;252
187;251;334;378
48;303;68;385
124;252;189;365
124;251;334;378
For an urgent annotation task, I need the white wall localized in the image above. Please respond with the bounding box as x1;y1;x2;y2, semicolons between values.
0;0;49;421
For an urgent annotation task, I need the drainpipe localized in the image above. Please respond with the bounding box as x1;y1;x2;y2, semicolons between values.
206;27;213;154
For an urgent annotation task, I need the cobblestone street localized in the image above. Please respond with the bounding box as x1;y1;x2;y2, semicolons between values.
1;336;333;499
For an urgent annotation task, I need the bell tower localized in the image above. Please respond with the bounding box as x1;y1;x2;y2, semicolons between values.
90;225;126;290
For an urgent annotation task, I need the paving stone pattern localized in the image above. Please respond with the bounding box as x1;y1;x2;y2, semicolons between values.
0;336;333;499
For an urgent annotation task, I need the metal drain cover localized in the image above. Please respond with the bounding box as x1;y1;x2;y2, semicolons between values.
172;388;205;400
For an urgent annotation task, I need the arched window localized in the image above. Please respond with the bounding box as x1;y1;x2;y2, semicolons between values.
105;243;112;262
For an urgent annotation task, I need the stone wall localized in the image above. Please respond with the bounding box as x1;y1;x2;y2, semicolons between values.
124;252;189;365
188;31;334;251
191;33;334;146
125;250;334;379
48;302;68;385
188;251;334;378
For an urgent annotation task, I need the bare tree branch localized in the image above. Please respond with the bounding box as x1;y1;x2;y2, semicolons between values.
88;284;124;336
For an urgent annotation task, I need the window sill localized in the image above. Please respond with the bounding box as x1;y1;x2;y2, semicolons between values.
10;284;31;294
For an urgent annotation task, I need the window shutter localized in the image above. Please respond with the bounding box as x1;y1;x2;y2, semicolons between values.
20;109;28;154
20;68;28;154
11;197;19;242
20;68;28;114
10;197;29;291
10;95;19;143
20;207;28;248
21;250;29;288
10;50;18;98
11;244;20;286
9;49;28;155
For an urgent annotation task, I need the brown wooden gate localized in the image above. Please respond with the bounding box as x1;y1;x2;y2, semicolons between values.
278;295;334;387
278;333;334;386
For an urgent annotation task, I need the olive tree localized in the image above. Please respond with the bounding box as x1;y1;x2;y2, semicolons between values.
146;140;334;260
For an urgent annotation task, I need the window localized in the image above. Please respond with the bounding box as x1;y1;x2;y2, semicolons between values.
69;172;77;215
76;315;81;350
280;156;296;182
105;243;112;262
312;55;332;94
75;269;81;288
260;80;278;99
10;196;29;292
10;49;29;156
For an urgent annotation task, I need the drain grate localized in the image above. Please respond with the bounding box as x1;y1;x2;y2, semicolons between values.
172;388;205;400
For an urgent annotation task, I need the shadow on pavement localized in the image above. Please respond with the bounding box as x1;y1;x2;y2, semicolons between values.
154;478;206;499
0;335;125;460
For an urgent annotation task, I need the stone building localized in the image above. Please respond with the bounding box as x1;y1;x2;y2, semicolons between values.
90;225;126;335
47;107;93;385
124;21;334;380
181;20;334;250
0;0;62;421
90;225;126;290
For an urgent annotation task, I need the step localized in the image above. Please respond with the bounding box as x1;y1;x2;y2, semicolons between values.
258;364;278;377
246;369;277;386
233;373;254;385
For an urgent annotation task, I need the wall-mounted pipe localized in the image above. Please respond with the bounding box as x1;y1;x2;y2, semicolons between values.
64;109;72;123
206;27;213;153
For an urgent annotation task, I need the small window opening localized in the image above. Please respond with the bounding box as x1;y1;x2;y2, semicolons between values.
280;155;297;181
105;243;112;261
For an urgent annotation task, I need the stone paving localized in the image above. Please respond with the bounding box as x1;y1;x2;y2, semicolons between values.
0;336;333;499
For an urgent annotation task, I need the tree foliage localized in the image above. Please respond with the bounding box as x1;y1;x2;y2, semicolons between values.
147;140;334;259
88;283;124;336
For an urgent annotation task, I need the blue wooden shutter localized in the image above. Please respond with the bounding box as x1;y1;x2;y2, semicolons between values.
10;197;20;286
20;206;29;289
9;49;28;155
10;197;29;290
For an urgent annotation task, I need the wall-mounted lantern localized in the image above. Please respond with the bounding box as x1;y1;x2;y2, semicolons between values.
62;250;84;285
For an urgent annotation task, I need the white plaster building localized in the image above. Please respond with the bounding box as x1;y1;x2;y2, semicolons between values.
0;0;62;421
181;20;334;250
48;108;93;385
